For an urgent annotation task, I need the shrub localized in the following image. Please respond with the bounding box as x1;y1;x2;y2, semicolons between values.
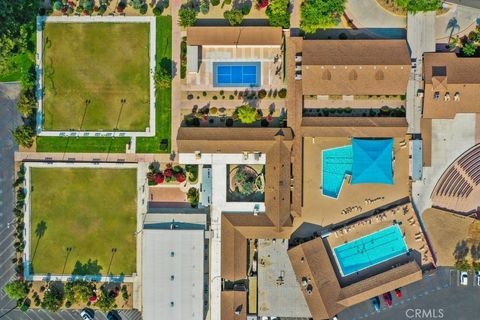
95;289;116;313
213;96;218;100
229;95;234;100
211;0;220;5
179;7;198;27
176;172;186;183
97;4;107;14
266;0;290;28
202;91;207;96
53;1;63;11
257;89;267;99
226;118;234;127
462;42;477;56
241;3;252;15
223;0;232;4
278;88;287;98
236;105;257;124
153;6;164;16
394;0;441;13
224;9;244;26
187;188;199;207
200;0;209;14
121;285;129;302
155;66;172;89
11;125;34;148
210;107;218;115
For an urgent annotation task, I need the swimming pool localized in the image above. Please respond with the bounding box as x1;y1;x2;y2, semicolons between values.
322;145;353;198
213;61;261;87
333;224;408;276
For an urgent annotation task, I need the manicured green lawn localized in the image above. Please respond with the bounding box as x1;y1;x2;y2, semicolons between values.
30;168;137;275
37;17;172;153
36;136;130;153
42;23;150;131
136;16;172;153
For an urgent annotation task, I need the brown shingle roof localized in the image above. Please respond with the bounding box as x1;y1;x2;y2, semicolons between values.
221;215;248;281
301;117;408;137
301;40;411;95
186;27;283;46
177;127;293;154
423;53;480;119
288;237;423;319
221;291;247;320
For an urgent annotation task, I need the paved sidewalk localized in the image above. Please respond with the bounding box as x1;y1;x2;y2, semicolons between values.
15;151;172;163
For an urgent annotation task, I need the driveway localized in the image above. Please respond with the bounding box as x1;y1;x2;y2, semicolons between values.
346;0;406;28
338;267;480;320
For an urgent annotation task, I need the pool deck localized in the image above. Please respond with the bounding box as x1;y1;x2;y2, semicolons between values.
302;137;410;227
185;46;284;91
327;202;435;269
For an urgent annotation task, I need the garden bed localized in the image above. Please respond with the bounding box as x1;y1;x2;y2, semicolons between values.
227;164;265;202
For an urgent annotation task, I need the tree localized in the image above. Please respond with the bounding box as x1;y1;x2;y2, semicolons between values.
16;90;35;117
64;281;95;305
187;187;199;208
224;9;244;26
11;125;34;148
95;289;117;312
266;0;290;28
179;7;197;27
41;286;64;312
152;6;163;16
462;42;477;56
53;1;63;11
155;66;172;89
394;0;440;13
236;105;257;124
301;0;346;33
3;280;29;300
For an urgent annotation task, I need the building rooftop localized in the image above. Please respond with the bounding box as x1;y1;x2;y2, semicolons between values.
300;40;411;95
423;53;480;119
186;27;283;47
142;229;204;320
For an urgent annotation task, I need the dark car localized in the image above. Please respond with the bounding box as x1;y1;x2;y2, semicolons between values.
107;311;122;320
383;292;393;307
371;296;381;312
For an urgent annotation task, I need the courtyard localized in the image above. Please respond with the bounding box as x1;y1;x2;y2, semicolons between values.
41;22;151;132
28;167;137;276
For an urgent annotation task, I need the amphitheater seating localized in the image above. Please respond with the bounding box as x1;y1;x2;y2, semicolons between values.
432;144;480;213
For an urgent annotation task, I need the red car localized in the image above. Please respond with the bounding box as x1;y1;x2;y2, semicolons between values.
395;288;402;298
382;292;393;307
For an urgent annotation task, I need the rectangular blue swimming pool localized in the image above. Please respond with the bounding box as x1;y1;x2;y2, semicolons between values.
333;225;408;276
213;61;261;87
322;145;353;198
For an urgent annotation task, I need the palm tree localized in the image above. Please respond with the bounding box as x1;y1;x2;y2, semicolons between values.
447;17;460;46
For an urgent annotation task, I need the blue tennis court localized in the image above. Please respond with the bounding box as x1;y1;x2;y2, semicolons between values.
213;61;261;87
333;224;408;276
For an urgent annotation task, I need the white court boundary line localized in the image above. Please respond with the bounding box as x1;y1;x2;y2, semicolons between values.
23;162;142;283
36;16;156;138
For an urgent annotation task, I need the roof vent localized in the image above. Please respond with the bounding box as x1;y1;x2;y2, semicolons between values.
170;301;175;307
170;275;175;281
170;251;175;257
433;92;440;100
454;92;460;101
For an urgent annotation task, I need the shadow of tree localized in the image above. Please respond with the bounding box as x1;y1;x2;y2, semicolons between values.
31;220;48;263
471;243;480;261
453;240;470;261
72;259;103;276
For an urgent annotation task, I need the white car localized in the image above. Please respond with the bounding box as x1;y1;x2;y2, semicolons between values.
80;308;94;320
476;271;480;286
460;271;468;286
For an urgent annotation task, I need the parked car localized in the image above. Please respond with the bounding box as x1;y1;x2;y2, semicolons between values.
460;271;468;286
476;271;480;286
107;311;122;320
395;288;402;298
80;308;94;320
382;292;393;307
371;296;381;312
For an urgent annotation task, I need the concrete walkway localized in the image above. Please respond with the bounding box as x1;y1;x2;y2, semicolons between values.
436;3;480;42
170;1;182;157
345;0;406;28
15;151;172;163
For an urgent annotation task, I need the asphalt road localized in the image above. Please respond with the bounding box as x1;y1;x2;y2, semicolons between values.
0;83;142;320
338;267;480;320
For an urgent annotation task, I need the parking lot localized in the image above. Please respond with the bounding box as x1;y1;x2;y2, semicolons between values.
338;267;480;320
